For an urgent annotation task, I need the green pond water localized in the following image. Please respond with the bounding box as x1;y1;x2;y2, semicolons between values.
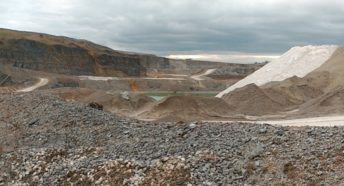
146;92;218;101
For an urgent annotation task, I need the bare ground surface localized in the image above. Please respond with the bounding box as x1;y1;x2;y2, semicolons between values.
1;92;344;185
208;115;344;127
255;116;344;126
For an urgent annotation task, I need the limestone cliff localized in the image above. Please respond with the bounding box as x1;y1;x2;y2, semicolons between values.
0;28;262;77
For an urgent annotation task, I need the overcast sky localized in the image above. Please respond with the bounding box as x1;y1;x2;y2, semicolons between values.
1;0;343;63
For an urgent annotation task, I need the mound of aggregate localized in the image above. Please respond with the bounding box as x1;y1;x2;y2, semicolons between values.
1;92;344;185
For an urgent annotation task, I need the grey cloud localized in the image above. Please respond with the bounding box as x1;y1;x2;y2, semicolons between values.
1;0;344;62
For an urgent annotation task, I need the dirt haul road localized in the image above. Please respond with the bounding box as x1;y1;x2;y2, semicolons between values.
209;116;344;127
79;69;217;82
17;78;49;92
190;69;216;81
252;116;344;127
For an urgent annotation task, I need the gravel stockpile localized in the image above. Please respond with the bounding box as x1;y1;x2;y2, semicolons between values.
1;92;344;185
217;45;339;97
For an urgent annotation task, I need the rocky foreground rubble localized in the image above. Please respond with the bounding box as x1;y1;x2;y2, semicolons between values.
1;92;344;185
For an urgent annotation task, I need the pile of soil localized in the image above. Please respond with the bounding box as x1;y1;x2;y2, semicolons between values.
140;96;235;121
222;84;287;116
222;79;326;116
262;76;325;105
296;88;344;117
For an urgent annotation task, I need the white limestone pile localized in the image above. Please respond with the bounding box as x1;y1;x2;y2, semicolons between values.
216;45;339;97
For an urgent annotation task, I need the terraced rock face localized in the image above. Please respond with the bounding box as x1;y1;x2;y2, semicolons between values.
0;30;148;76
0;28;262;78
0;39;98;75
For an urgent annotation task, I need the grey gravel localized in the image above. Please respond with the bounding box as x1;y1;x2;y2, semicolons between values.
1;92;344;185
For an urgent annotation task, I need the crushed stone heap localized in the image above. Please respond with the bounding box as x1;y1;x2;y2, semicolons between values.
1;92;344;185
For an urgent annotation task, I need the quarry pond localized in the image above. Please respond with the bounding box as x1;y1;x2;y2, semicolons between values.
145;91;218;101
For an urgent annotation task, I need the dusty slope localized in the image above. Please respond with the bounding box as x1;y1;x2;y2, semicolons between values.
307;46;344;92
296;88;344;116
140;96;235;121
221;78;325;116
222;84;289;115
311;46;344;76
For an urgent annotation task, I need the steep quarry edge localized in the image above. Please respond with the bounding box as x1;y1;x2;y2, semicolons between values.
0;28;261;78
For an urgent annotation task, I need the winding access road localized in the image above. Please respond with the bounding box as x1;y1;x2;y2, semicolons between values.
17;78;49;92
190;69;216;81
